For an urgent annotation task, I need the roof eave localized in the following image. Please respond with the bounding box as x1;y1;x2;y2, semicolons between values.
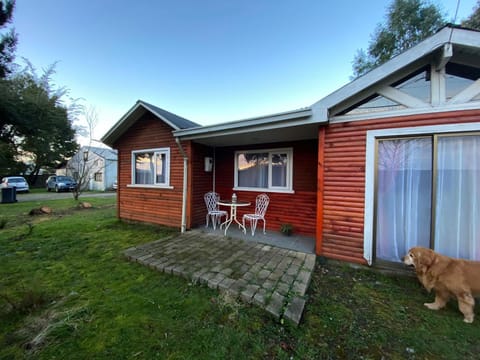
174;108;314;140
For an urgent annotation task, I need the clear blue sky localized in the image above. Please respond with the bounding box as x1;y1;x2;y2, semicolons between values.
12;0;478;143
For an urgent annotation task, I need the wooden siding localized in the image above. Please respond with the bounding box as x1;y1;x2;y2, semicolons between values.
322;109;480;264
195;140;318;236
316;127;325;255
190;143;215;226
113;113;190;229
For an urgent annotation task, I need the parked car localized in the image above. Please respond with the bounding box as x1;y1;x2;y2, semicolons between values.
1;176;30;193
46;175;77;192
112;180;117;190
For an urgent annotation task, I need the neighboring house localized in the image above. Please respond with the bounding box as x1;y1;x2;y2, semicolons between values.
102;25;480;268
67;146;118;191
55;161;67;176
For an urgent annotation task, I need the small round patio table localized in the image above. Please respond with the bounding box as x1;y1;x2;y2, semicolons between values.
217;200;251;236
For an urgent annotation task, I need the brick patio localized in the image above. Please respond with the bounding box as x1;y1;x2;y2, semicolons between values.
123;229;316;325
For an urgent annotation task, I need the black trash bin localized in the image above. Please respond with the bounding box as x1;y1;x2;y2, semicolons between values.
1;187;17;203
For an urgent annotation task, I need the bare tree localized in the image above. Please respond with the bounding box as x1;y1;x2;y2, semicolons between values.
68;106;98;201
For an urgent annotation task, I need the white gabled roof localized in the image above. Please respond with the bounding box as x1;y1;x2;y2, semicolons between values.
311;26;480;122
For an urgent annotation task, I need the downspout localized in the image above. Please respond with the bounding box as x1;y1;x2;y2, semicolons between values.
212;147;216;192
175;137;188;233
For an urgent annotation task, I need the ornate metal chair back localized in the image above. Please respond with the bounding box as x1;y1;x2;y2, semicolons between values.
204;191;220;212
255;193;270;217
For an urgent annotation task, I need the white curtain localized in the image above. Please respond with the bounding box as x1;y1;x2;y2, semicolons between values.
155;153;165;184
375;138;432;262
271;153;287;187
238;153;268;188
135;152;154;184
435;135;480;260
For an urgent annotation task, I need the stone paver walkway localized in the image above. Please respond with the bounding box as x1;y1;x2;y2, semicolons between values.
124;229;316;324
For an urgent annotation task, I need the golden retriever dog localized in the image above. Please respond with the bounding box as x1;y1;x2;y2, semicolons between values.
403;247;480;323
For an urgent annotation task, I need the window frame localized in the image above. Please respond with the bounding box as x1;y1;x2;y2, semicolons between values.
129;147;172;189
94;172;103;182
233;147;294;193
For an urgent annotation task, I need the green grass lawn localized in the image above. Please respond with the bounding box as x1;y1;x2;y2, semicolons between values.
0;196;479;359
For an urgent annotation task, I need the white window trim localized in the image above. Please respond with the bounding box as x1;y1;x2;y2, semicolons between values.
130;147;172;188
234;147;294;193
364;121;480;265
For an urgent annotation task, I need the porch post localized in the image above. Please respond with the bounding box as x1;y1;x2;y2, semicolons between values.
212;147;216;193
175;138;188;233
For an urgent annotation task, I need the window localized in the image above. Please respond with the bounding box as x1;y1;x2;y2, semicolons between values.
131;148;170;187
445;62;480;101
343;67;430;116
364;123;480;265
94;172;103;182
341;63;480;118
234;148;293;192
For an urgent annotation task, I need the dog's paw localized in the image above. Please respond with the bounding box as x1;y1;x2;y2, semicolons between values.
424;302;441;310
463;316;474;324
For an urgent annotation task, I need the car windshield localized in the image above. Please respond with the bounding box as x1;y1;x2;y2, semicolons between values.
57;176;74;182
8;178;25;183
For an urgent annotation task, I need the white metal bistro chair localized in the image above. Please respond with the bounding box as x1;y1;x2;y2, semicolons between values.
204;191;228;230
242;193;270;236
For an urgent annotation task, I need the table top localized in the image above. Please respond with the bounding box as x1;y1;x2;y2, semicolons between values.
217;200;251;207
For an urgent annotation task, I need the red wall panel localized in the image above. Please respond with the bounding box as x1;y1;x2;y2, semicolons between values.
321;109;480;264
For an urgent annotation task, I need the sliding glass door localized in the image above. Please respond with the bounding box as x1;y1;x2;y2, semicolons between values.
375;133;480;263
375;138;432;262
434;134;480;260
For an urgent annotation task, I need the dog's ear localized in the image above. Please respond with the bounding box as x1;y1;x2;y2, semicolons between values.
416;247;435;267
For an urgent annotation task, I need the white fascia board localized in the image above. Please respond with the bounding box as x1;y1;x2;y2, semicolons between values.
173;108;313;139
311;27;457;117
449;27;480;48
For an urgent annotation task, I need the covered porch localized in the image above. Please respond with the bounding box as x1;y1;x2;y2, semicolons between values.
175;108;324;254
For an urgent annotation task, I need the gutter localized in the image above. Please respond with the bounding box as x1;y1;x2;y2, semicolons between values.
175;137;188;233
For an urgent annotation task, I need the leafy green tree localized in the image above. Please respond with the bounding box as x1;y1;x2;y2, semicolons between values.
0;63;79;182
0;0;17;78
352;0;445;78
0;75;26;175
462;1;480;29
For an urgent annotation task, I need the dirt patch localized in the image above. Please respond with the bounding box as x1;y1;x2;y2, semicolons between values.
29;206;53;216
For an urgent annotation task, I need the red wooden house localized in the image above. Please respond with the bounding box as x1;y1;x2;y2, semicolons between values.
102;26;480;267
